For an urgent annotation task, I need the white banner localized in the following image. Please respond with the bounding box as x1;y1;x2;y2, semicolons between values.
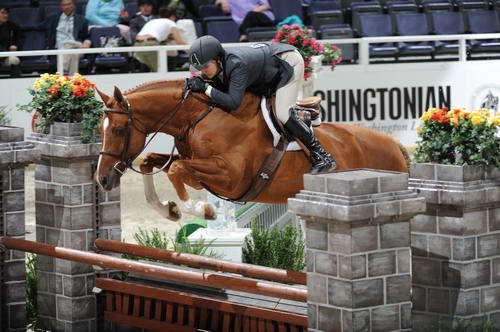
312;61;500;146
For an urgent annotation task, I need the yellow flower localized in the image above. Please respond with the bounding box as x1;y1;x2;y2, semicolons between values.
33;81;42;89
490;115;500;126
420;109;435;121
416;126;421;134
471;115;485;125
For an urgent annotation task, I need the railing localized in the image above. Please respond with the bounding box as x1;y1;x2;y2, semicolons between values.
0;237;307;302
97;278;307;332
1;32;499;74
95;238;306;285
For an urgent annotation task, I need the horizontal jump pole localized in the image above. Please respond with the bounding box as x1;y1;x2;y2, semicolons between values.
0;237;307;302
94;238;307;285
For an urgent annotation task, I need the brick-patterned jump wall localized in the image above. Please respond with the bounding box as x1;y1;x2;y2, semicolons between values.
409;163;500;331
0;126;40;332
289;169;426;332
29;122;120;332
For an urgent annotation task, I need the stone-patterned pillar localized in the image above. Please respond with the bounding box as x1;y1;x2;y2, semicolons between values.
289;169;426;332
409;163;500;331
0;126;40;332
28;122;121;332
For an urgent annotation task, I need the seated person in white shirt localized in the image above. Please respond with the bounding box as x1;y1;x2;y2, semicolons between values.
134;7;187;71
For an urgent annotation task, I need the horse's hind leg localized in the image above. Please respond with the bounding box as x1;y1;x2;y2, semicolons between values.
167;159;233;220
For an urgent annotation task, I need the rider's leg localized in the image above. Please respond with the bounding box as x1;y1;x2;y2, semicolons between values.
276;50;336;174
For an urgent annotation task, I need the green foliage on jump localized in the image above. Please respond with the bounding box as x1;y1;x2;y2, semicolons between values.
0;105;11;126
242;222;306;272
26;253;38;330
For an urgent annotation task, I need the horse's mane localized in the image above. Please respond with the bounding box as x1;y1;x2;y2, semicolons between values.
124;79;183;95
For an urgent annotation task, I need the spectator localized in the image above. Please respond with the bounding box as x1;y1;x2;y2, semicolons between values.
214;0;230;15
45;0;90;75
129;0;158;42
0;5;22;73
85;0;130;41
134;7;187;71
227;0;275;42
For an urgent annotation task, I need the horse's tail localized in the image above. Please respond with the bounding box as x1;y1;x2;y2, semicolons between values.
395;139;411;173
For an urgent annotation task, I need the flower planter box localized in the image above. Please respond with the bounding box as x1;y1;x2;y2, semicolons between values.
409;163;500;331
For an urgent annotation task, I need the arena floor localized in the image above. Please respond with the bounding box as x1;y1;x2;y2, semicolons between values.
24;164;207;243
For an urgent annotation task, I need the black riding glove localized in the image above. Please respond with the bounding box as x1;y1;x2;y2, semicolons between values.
187;77;208;93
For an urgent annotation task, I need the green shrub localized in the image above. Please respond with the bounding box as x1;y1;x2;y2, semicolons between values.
0;105;11;126
242;222;306;272
26;253;38;330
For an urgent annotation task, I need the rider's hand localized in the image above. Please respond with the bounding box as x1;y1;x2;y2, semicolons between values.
187;77;208;93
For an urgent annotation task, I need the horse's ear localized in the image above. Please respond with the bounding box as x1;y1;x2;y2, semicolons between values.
96;88;111;107
113;86;128;109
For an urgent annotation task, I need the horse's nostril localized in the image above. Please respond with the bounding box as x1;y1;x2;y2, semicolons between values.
99;176;108;186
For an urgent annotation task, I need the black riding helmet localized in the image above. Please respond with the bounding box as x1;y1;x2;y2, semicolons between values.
188;35;224;71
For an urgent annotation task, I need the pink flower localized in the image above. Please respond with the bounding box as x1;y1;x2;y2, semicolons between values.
283;24;289;29
302;40;309;47
291;24;301;29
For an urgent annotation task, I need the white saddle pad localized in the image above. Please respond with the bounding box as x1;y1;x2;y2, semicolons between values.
260;98;321;151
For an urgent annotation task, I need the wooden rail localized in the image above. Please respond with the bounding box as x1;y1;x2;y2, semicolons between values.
94;238;307;285
0;237;307;302
97;278;308;332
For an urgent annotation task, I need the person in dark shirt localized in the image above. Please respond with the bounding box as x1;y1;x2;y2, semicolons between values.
129;0;158;42
45;0;90;74
0;5;22;69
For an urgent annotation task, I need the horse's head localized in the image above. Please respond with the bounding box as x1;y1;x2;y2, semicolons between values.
95;86;148;191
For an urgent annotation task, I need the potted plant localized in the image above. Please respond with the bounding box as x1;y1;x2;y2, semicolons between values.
272;24;342;97
18;73;103;143
414;107;499;167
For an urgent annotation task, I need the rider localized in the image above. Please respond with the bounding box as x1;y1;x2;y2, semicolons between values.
186;35;336;174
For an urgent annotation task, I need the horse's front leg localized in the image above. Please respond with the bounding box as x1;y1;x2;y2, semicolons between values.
140;153;183;222
139;152;180;173
168;158;234;220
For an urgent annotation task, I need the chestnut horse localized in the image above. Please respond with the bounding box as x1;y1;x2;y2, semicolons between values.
96;79;409;221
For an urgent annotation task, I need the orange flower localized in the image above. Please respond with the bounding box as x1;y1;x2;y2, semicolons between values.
47;84;59;95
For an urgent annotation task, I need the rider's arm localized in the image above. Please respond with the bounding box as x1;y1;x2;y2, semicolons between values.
207;59;248;110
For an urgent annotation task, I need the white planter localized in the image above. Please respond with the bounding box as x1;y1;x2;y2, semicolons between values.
187;228;251;262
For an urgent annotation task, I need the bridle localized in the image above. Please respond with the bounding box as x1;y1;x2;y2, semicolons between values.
99;81;212;176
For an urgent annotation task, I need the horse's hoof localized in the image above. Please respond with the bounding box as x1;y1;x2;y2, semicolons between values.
166;201;182;221
203;203;217;220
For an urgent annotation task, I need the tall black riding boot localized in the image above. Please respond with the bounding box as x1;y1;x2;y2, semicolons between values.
284;109;337;174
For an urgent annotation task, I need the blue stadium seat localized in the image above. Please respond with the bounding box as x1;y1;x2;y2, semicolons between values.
320;24;356;62
20;30;52;74
9;7;42;31
359;14;399;58
272;0;302;22
386;0;418;14
0;0;31;8
89;27;130;73
199;4;225;19
395;13;435;58
308;1;343;31
466;10;500;54
351;1;383;36
206;20;239;43
455;0;488;11
431;11;468;55
125;2;139;17
247;27;277;42
43;5;61;20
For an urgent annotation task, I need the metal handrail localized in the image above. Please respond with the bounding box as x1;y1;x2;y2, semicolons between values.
0;237;307;302
1;32;497;73
94;238;307;285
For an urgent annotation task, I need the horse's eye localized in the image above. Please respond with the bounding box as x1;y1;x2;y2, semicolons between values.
112;128;126;136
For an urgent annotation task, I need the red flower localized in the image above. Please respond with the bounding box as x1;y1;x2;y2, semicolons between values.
47;84;59;95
